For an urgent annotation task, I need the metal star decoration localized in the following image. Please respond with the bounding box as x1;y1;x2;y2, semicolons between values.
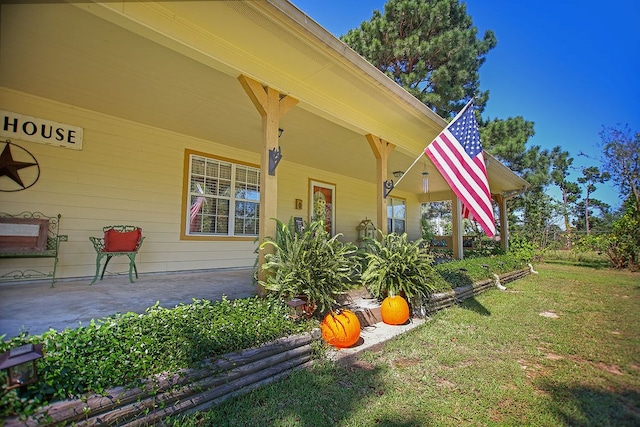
0;141;39;190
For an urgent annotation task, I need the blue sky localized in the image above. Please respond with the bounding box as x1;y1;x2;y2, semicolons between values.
292;0;640;211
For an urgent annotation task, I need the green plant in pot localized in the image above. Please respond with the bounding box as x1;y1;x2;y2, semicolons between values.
361;232;437;324
258;218;359;318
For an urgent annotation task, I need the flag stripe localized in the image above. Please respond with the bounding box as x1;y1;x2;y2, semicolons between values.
433;131;492;213
425;143;494;231
190;196;205;225
424;101;495;237
426;134;492;223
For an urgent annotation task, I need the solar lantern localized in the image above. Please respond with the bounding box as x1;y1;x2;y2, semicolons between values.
286;297;308;321
0;343;44;389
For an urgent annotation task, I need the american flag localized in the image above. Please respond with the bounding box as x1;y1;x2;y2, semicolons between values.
189;183;207;230
424;101;495;237
189;196;206;228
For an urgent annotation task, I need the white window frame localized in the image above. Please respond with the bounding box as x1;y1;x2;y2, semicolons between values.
387;197;406;234
185;152;260;238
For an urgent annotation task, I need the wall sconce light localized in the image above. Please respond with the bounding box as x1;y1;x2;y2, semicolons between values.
0;343;44;390
422;162;429;194
392;171;404;178
269;129;285;175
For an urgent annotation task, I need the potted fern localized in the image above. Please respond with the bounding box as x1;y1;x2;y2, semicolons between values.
258;217;359;317
360;232;437;324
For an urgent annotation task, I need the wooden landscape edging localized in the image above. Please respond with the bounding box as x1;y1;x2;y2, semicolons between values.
424;267;532;314
5;330;321;427
5;267;534;426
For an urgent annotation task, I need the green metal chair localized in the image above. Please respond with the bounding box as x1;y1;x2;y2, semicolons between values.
89;225;144;284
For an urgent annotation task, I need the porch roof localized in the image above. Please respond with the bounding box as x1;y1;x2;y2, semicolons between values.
0;0;527;197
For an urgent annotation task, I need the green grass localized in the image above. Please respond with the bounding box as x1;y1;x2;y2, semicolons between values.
542;249;611;269
170;263;640;426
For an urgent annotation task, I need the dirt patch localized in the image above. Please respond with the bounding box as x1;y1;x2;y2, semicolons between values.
393;357;421;368
435;376;456;389
597;363;624;375
539;311;559;319
545;352;563;360
349;360;376;371
518;358;545;380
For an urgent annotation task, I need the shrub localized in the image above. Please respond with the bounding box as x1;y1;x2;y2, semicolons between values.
360;233;438;300
575;204;639;270
508;235;538;262
259;218;359;315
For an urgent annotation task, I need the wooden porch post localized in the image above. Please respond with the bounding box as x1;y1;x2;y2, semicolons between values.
238;75;298;294
495;194;509;252
366;134;395;235
451;196;464;260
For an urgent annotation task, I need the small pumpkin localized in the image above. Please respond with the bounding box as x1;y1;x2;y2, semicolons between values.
320;309;361;348
380;295;410;325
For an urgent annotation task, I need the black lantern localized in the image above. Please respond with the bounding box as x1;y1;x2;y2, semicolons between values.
0;343;44;389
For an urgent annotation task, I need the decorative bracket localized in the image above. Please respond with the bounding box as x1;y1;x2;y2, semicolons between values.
383;179;394;198
268;146;282;176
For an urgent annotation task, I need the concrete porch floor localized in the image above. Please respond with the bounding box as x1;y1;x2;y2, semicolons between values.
0;268;258;339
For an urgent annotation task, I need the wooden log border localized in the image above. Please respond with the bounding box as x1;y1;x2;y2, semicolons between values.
6;330;321;427
5;267;533;426
421;267;532;314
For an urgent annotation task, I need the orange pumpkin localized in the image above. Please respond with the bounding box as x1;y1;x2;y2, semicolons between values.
320;310;361;348
380;295;410;325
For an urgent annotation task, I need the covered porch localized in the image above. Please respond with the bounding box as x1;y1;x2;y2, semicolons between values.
0;0;527;284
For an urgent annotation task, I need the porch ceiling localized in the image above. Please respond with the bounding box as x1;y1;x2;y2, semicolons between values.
0;0;527;198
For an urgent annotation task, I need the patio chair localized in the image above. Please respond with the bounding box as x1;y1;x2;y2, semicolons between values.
89;225;144;284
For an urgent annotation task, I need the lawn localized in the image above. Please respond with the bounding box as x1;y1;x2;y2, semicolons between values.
171;262;640;426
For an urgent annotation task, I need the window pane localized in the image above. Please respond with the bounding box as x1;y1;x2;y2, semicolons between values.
393;220;406;234
234;201;259;235
187;154;260;237
235;166;260;201
191;156;205;175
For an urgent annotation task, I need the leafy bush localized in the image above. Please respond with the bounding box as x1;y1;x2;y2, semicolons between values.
0;296;312;420
507;235;538;262
575;203;639;270
259;218;359;315
361;233;438;300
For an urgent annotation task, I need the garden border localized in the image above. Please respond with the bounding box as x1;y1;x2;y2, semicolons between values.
5;267;533;426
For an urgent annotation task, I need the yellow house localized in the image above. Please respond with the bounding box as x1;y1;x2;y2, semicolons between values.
0;1;527;282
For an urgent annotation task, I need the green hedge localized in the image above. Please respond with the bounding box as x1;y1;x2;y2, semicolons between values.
0;296;313;420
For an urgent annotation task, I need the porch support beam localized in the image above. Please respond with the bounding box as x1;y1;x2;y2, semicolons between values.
495;193;509;252
238;75;298;294
366;134;395;235
451;196;464;260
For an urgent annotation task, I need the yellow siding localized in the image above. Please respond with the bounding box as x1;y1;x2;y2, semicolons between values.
0;89;261;280
1;88;426;282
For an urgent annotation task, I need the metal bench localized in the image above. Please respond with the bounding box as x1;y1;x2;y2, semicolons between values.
89;225;144;284
0;212;64;287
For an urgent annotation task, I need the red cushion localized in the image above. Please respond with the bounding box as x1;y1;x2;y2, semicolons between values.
103;228;141;252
